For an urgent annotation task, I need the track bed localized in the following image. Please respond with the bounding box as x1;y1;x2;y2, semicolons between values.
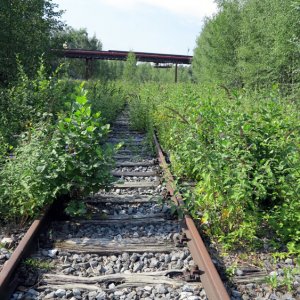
9;112;209;300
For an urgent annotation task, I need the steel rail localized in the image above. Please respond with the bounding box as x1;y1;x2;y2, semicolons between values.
0;134;229;300
153;133;230;300
0;208;50;300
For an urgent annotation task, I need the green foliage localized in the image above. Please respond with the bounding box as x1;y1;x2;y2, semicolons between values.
54;84;114;197
135;63;191;83
85;81;126;122
123;52;137;82
238;0;300;89
0;59;70;145
24;258;53;270
0;133;10;167
225;261;238;278
53;27;102;51
266;272;279;290
0;0;63;84
190;0;300;247
0;125;55;224
65;200;87;217
193;0;242;86
127;90;153;132
0;60;126;148
103;61;125;81
193;0;300;93
266;264;300;292
127;83;300;250
0;80;124;224
51;27;105;79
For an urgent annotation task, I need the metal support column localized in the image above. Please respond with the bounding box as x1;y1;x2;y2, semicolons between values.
85;58;89;80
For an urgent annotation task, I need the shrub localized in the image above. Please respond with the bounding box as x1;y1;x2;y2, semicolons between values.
127;83;300;250
0;85;117;224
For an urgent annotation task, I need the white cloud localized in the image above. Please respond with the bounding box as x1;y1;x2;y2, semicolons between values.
99;0;217;20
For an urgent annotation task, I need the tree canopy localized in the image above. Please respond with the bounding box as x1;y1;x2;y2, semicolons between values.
192;0;300;93
51;27;104;79
0;0;63;84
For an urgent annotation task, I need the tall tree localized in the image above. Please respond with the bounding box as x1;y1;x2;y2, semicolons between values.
123;51;137;82
238;0;300;89
0;0;63;84
192;0;300;92
136;63;153;82
52;27;102;50
193;0;242;86
51;27;103;79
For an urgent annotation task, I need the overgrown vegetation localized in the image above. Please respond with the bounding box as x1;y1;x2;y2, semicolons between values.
123;0;300;254
1;0;299;258
193;0;300;95
0;0;63;84
0;64;125;225
127;83;300;252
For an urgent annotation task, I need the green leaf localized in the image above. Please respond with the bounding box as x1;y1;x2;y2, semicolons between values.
86;126;95;132
76;95;87;105
64;117;71;123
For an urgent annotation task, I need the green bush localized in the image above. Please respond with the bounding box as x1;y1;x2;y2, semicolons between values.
54;84;115;197
85;81;126;123
193;0;300;93
0;85;117;224
0;60;70;145
0;60;125;148
0;124;57;224
127;83;300;250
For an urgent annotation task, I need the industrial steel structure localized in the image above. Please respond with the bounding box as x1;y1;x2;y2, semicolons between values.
52;49;193;82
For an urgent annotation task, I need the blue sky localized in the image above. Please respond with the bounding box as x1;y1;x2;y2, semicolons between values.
54;0;217;55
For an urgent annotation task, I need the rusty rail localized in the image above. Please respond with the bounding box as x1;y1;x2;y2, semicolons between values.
0;134;230;300
153;134;230;300
0;208;50;300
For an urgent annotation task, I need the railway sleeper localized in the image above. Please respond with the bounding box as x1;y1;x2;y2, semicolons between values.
8;111;211;300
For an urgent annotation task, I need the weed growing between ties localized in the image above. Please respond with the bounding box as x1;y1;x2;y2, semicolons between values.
24;258;53;271
126;83;300;253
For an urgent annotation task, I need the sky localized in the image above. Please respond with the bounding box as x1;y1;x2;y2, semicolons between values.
54;0;218;55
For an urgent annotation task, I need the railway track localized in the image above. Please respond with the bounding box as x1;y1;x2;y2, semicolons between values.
0;110;230;300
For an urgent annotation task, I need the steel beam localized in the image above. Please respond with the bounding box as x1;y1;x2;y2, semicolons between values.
52;49;192;65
